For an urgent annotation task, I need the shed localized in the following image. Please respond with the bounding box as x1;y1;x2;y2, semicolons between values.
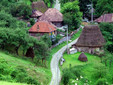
31;10;43;18
32;1;48;13
73;25;105;54
94;13;113;23
39;8;63;27
78;53;88;62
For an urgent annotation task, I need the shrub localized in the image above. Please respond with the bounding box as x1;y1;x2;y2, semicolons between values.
95;78;108;85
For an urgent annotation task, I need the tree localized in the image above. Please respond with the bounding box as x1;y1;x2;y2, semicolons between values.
99;23;113;52
95;0;113;16
40;34;52;47
61;0;82;30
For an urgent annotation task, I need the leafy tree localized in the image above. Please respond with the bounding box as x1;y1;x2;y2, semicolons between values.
99;23;113;52
40;34;52;47
95;0;113;16
43;0;54;7
61;0;82;30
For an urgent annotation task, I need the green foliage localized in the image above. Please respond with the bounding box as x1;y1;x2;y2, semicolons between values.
0;58;40;85
92;64;107;79
0;11;26;28
95;0;113;16
95;78;108;85
43;0;54;7
40;34;52;47
10;2;32;19
99;23;113;52
61;0;82;30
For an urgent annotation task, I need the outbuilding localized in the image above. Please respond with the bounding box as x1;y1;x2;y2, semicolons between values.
73;25;105;54
38;8;63;27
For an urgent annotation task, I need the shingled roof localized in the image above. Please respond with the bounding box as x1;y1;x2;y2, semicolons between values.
32;1;48;13
95;13;113;23
31;10;43;18
29;21;56;33
75;25;105;47
39;8;63;22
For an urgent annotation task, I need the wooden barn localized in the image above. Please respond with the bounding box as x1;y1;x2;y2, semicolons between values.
31;10;43;18
32;1;48;13
94;13;113;23
38;8;63;27
73;25;105;54
28;21;57;37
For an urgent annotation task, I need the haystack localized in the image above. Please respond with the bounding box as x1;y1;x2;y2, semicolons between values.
78;53;88;62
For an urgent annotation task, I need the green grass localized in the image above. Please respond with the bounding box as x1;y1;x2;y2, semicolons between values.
0;51;51;85
0;81;27;85
62;52;101;69
60;52;113;85
71;28;82;41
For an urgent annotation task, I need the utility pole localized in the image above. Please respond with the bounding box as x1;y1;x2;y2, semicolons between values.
66;25;69;54
91;0;93;23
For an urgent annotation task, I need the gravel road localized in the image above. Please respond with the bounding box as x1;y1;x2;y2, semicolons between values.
50;38;78;85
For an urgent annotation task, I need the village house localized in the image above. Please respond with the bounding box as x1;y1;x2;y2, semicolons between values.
95;13;113;23
73;25;105;54
32;1;48;13
28;21;57;37
31;10;43;19
38;8;63;27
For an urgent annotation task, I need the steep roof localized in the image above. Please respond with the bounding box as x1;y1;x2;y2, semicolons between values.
75;25;105;47
31;10;43;17
78;53;88;62
32;1;48;13
39;8;63;22
94;13;113;23
29;21;56;33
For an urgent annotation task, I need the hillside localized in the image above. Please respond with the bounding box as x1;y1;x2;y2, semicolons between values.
0;51;51;85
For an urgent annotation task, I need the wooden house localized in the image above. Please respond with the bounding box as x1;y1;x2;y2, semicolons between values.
94;13;113;23
38;8;63;27
29;21;57;37
31;10;43;18
73;25;105;54
32;1;48;13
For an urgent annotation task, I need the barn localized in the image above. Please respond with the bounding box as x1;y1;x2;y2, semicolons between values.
94;13;113;23
73;25;105;54
38;8;63;27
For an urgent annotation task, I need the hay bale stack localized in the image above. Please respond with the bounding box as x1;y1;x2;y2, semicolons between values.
78;53;88;62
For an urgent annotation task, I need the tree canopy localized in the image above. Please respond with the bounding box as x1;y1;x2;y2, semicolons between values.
61;0;82;30
95;0;113;16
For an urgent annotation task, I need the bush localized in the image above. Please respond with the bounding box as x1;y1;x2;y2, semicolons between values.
95;78;108;85
92;65;107;80
62;70;71;85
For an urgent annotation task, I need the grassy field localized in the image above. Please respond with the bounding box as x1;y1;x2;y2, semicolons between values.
60;52;113;85
0;51;51;85
62;52;101;69
0;81;27;85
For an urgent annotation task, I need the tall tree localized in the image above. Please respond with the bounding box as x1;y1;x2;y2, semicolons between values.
61;0;82;30
95;0;113;16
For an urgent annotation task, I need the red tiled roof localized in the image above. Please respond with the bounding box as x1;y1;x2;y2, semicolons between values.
95;13;113;23
29;21;56;33
39;8;63;22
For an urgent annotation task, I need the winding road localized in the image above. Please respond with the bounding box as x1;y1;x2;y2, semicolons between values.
50;38;78;85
